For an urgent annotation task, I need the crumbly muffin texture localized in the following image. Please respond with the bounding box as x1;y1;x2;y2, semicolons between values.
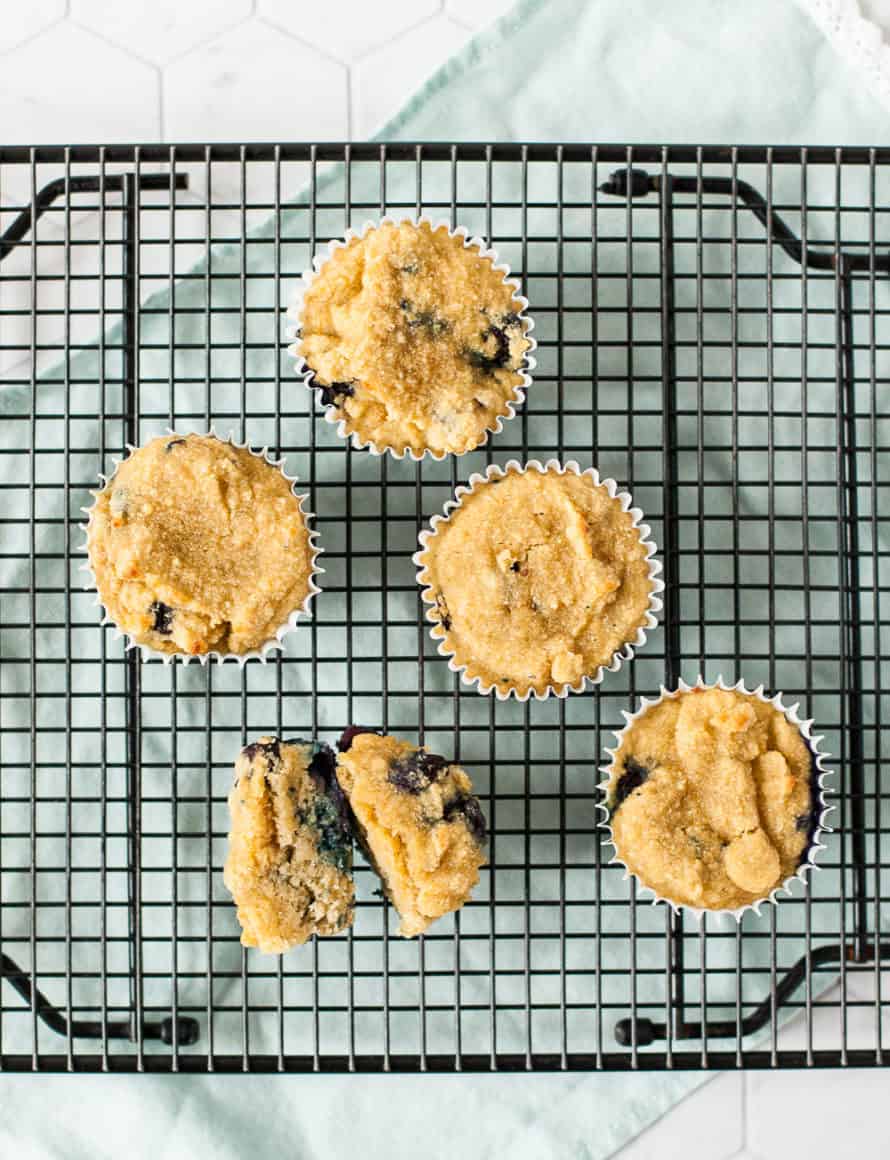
87;434;315;656
335;729;486;937
418;467;654;697
296;220;530;457
608;687;814;911
224;738;354;953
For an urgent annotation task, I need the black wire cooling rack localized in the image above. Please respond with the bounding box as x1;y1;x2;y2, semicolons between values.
0;143;888;1073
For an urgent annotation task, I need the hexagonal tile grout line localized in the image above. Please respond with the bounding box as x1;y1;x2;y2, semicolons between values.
0;8;65;61
253;6;465;142
0;4;495;151
0;0;67;59
70;0;257;68
255;12;353;68
346;5;453;67
68;14;162;71
349;12;476;138
62;14;166;141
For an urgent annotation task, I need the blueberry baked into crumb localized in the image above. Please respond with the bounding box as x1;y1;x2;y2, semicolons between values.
292;220;532;458
224;737;354;953
335;729;487;937
86;433;316;657
607;687;817;911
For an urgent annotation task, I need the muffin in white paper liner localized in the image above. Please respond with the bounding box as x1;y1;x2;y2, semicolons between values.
598;676;833;922
80;429;323;665
412;458;664;701
285;216;537;461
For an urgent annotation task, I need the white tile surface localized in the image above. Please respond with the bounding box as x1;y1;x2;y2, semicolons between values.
71;0;252;65
162;18;348;142
1;4;889;1158
351;13;472;136
258;0;440;62
0;0;64;54
0;22;160;148
445;0;516;30
747;1051;889;1159
616;1073;743;1160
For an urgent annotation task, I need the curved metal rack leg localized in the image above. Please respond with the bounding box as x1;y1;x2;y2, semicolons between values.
1;953;197;1046
0;171;198;1051
602;164;886;1048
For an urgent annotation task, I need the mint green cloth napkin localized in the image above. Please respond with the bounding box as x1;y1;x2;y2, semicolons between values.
2;1;888;1157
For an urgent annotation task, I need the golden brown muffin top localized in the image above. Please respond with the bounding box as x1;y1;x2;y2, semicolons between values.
87;433;315;656
608;687;814;911
295;220;531;457
417;465;656;697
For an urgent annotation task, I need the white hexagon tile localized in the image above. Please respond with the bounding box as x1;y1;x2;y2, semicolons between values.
71;0;253;65
161;16;347;209
0;22;159;146
0;21;159;211
163;19;348;142
0;0;64;55
258;0;441;62
351;13;473;137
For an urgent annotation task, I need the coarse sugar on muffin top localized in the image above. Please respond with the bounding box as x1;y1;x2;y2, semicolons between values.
607;686;815;911
416;465;656;697
87;433;316;657
293;220;531;457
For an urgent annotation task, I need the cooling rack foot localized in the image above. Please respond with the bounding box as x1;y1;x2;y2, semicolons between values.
613;941;890;1047
614;1018;657;1047
1;952;199;1046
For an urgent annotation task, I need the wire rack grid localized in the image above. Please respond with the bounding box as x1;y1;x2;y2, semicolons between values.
0;142;888;1073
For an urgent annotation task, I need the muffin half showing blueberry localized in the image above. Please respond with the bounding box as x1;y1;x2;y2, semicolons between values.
603;683;830;914
335;728;487;937
288;219;534;458
224;738;355;953
85;433;321;659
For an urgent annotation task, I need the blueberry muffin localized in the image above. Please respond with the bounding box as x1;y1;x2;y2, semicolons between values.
607;686;817;911
224;738;354;952
87;433;317;656
292;220;532;457
416;463;658;698
335;728;486;937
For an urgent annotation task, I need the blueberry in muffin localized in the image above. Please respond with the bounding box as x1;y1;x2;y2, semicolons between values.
335;729;486;937
224;737;354;952
607;686;819;911
86;433;318;657
291;220;532;458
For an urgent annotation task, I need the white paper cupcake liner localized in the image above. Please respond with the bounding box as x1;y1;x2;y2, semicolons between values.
285;216;537;461
598;675;834;922
80;428;324;665
412;458;664;701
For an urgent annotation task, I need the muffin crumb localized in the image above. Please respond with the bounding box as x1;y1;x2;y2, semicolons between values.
295;220;531;457
224;737;354;953
608;686;815;910
418;465;656;697
335;730;486;937
87;433;315;656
